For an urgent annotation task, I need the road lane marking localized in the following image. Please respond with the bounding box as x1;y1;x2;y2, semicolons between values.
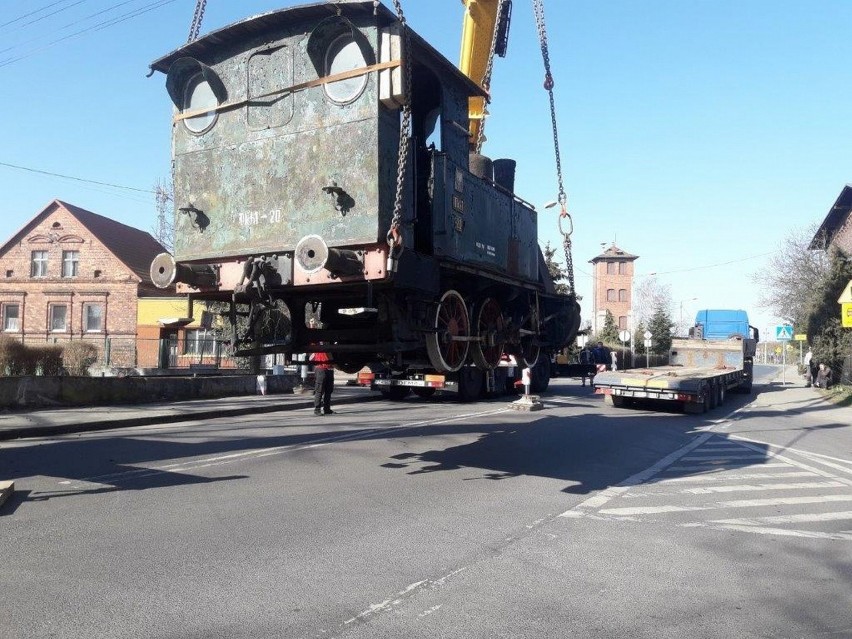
711;511;852;525
665;462;791;472
683;522;852;541
657;471;818;483
558;432;716;516
599;494;852;516
680;454;770;461
677;481;845;494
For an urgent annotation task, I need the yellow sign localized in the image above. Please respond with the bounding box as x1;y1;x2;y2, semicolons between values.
794;333;806;341
838;279;852;304
842;302;852;328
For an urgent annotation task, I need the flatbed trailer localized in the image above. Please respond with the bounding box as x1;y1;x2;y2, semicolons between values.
594;335;755;413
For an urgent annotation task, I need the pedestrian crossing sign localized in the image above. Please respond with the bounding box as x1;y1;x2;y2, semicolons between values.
775;324;794;341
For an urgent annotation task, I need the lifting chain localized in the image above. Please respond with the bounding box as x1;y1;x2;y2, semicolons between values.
474;0;507;154
532;0;574;296
187;0;207;42
385;0;413;273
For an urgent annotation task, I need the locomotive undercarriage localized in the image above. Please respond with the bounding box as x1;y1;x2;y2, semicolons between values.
188;257;577;375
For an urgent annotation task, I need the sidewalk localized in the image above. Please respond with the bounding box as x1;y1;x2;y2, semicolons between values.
0;382;379;441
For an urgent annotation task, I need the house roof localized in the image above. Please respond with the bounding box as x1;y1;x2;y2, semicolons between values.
0;200;167;284
589;244;639;263
809;185;852;250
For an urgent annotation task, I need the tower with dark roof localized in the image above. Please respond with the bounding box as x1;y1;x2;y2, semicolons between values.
589;244;639;337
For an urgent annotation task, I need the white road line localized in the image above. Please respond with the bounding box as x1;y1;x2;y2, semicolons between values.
680;454;769;461
683;522;852;541
665;462;792;472
656;471;819;483
711;511;852;525
600;494;852;516
678;481;845;494
559;432;716;516
726;439;852;487
728;434;852;477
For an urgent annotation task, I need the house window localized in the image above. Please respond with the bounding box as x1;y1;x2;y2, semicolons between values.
184;329;215;356
619;316;628;330
606;262;616;275
5;270;12;278
83;304;103;332
618;261;627;275
3;304;20;332
62;250;79;278
606;288;616;302
618;289;628;302
50;305;68;332
31;251;48;277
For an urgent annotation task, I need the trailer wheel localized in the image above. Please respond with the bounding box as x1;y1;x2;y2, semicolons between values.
412;387;436;399
717;383;726;406
426;290;471;373
708;382;718;409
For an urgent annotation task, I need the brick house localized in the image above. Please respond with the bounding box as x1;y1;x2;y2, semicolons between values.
589;244;638;336
0;200;170;367
810;185;852;253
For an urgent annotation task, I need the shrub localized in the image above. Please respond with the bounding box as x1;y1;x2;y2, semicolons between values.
0;335;26;376
32;345;63;376
62;342;99;376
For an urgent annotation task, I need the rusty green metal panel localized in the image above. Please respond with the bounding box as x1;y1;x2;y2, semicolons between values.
170;17;383;263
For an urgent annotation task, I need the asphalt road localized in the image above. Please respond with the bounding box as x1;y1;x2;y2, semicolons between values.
1;364;850;639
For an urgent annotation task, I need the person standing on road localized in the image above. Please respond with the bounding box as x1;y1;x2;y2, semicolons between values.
309;319;335;416
578;346;594;386
592;341;611;373
804;347;814;387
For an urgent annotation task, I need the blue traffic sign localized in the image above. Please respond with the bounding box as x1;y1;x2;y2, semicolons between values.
775;324;794;341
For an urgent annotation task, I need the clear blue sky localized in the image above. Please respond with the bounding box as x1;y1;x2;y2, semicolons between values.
2;0;851;338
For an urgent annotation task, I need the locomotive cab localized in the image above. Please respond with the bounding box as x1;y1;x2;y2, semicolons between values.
149;0;579;374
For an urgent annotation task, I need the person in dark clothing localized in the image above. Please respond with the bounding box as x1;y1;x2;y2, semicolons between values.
815;363;832;389
309;318;335;415
592;341;611;373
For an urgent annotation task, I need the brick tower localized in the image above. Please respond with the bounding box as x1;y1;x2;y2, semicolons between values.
589;244;638;336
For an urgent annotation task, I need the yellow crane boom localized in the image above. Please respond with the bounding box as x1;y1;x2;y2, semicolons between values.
459;0;511;150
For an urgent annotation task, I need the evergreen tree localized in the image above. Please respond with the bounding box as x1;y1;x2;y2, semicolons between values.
600;309;620;345
634;321;647;355
542;241;570;295
806;247;852;375
647;306;674;355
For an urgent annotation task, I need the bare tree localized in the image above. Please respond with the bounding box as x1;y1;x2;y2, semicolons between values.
752;223;830;329
633;276;672;329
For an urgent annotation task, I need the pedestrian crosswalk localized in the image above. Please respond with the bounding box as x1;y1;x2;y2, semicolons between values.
561;435;852;541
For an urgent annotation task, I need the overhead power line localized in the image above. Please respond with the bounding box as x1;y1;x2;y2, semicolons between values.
0;0;180;68
0;160;156;194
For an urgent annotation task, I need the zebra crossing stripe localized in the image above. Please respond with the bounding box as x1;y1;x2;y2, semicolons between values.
600;494;852;516
711;511;852;525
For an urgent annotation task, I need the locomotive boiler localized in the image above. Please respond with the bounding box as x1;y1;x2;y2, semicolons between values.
148;0;580;383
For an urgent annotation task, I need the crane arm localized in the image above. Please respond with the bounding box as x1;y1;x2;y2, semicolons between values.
459;0;511;150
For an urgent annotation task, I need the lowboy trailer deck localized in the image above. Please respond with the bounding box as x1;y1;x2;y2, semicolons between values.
594;333;756;413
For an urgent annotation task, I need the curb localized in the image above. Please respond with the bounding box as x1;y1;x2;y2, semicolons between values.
0;392;381;442
0;480;13;508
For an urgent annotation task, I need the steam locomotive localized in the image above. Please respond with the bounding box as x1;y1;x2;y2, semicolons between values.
148;0;580;384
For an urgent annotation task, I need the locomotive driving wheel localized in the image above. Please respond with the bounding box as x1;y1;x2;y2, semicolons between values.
426;289;471;373
471;297;505;369
519;310;541;368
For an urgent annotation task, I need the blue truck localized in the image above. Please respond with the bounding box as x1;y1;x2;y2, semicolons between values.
593;309;760;413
